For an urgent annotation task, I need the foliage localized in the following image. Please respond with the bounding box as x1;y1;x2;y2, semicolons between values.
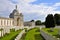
20;33;26;40
35;34;45;40
0;29;22;40
30;20;34;22
25;28;44;40
45;14;55;28
42;28;58;36
35;20;41;25
54;14;60;25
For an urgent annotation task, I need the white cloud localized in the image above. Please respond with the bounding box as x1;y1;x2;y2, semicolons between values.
54;2;60;6
0;0;60;21
22;0;36;3
17;0;60;15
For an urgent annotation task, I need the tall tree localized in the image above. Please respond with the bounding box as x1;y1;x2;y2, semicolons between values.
45;14;55;28
35;20;41;25
54;14;60;25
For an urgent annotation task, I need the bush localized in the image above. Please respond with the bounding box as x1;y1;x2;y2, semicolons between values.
10;34;18;40
10;29;15;32
35;20;41;25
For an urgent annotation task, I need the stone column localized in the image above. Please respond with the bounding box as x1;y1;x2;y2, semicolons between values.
2;20;4;27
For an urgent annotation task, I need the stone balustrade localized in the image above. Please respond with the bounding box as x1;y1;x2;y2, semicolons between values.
0;26;37;38
0;27;11;37
0;26;24;37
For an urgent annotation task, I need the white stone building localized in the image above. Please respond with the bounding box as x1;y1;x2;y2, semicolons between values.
0;5;35;27
0;5;24;27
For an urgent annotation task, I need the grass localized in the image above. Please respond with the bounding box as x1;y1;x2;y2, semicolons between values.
35;34;44;40
0;29;22;40
24;28;45;40
20;33;26;40
42;28;60;38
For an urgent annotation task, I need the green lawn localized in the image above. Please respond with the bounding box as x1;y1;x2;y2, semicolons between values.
0;29;22;40
24;28;45;40
42;28;60;38
42;28;58;35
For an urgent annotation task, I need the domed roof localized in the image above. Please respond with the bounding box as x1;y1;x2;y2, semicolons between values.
13;9;19;13
12;5;19;14
9;5;23;17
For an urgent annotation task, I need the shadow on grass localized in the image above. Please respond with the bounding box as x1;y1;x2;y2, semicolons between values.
35;34;45;40
54;34;60;38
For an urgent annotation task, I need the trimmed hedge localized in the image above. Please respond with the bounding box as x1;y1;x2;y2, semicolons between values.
25;28;45;40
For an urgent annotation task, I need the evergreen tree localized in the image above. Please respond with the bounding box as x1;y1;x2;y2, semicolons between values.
35;20;41;25
54;14;60;25
45;14;55;28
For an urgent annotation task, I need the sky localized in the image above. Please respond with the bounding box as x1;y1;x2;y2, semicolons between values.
0;0;60;22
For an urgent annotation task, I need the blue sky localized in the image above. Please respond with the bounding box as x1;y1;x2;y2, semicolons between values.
0;0;60;22
31;0;60;4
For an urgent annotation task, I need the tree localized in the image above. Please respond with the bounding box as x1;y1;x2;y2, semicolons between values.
41;22;45;25
30;20;34;22
35;20;41;25
45;14;55;28
54;14;60;25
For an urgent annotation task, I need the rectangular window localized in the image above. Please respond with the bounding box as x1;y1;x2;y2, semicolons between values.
4;20;5;26
1;20;2;26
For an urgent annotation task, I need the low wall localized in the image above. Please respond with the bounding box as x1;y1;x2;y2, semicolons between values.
0;27;10;37
0;26;35;38
40;30;60;40
15;30;25;40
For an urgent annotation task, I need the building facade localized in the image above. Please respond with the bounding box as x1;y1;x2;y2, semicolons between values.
0;5;24;27
0;5;35;27
0;17;13;27
24;20;35;27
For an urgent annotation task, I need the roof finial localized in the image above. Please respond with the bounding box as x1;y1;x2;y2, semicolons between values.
16;5;17;9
